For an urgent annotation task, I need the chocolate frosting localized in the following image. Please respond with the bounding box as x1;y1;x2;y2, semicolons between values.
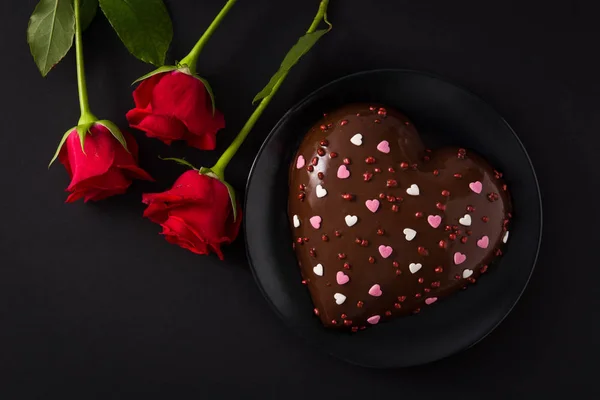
288;103;512;330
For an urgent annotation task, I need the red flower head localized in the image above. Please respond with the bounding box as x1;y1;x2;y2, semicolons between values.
142;170;242;259
58;124;153;203
126;70;225;150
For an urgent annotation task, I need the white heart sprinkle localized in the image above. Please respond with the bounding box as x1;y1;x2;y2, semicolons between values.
316;185;328;198
334;293;347;305
503;231;509;243
403;228;417;241
409;263;422;274
345;215;358;227
406;184;420;196
459;214;472;226
350;133;363;146
313;264;324;276
463;269;473;279
293;215;300;228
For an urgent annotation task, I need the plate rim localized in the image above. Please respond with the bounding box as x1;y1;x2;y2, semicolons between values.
243;68;543;368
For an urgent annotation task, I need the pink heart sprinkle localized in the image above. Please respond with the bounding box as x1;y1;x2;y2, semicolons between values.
477;236;489;249
365;199;380;213
378;245;393;259
296;155;305;169
469;181;483;194
367;315;381;325
309;216;322;229
368;284;382;297
425;297;438;305
427;215;442;228
454;252;467;265
336;271;350;285
337;165;350;179
377;140;391;154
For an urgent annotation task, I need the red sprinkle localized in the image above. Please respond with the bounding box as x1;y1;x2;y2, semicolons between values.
461;236;468;244
502;184;508;191
298;193;305;201
307;165;314;172
454;173;462;179
343;319;353;326
494;169;503;179
457;148;467;159
455;274;462;280
411;163;418;170
482;216;489;223
317;148;326;157
320;139;329;147
415;212;424;218
439;240;447;249
321;234;329;242
319;124;327;131
317;172;324;180
365;156;376;164
434;266;444;273
314;308;319;315
386;179;398;188
495;249;503;256
415;293;422;299
296;238;303;244
449;233;457;241
374;119;381;124
374;167;382;173
379;193;386;199
392;205;399;212
340;313;347;319
423;155;431;162
385;311;392;317
418;277;424;284
441;190;450;197
368;256;375;264
335;230;342;237
343;262;351;270
394;303;401;309
357;301;364;308
413;308;421;314
360;239;369;247
303;237;309;243
387;195;396;203
343;157;351;165
398;296;407;302
466;205;475;212
487;192;500;202
417;246;429;256
433;169;439;176
388;167;395;173
330;152;338;158
480;265;489;273
395;269;402;276
369;106;376;111
392;261;399;268
377;228;385;236
340;120;349;126
400;162;409;169
311;157;318;166
338;253;346;260
363;172;373;182
444;225;452;231
354;238;362;244
436;202;446;211
302;280;307;285
351;326;359;332
341;193;354;201
309;248;317;257
431;281;441;288
298;184;305;191
331;320;337;325
466;230;472;236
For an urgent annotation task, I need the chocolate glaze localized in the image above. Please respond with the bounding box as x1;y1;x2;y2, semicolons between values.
288;103;512;330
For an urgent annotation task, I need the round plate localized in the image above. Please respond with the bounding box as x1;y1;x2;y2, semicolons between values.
244;69;542;368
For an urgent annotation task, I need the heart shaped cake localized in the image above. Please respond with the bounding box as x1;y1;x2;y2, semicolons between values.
288;103;512;330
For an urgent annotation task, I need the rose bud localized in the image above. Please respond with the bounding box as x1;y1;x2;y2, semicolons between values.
126;70;225;150
51;123;153;203
142;169;241;260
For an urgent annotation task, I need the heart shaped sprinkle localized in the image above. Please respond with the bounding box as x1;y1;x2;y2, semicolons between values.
503;231;510;243
378;245;393;258
313;264;324;276
337;165;350;179
309;216;322;229
334;293;347;305
459;214;472;226
469;181;483;194
425;297;438;305
462;269;473;279
454;252;467;265
345;215;358;227
367;315;381;325
350;133;363;146
476;235;489;249
316;185;328;198
427;215;442;228
293;215;300;228
409;263;422;274
368;284;382;297
296;155;305;169
377;140;391;154
406;184;420;196
403;228;417;241
365;199;380;213
336;271;350;285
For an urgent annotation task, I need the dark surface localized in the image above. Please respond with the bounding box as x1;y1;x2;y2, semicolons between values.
0;0;596;397
246;72;537;367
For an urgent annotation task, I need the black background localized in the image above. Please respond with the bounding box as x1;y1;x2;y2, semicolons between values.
1;0;597;398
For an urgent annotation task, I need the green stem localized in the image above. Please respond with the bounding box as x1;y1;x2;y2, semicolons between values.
74;0;97;125
211;0;330;178
179;0;238;74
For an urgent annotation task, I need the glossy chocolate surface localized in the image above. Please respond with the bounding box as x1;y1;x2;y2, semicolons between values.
288;103;512;329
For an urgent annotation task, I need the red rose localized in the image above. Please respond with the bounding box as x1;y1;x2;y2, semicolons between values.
142;170;242;259
126;71;225;150
59;124;153;203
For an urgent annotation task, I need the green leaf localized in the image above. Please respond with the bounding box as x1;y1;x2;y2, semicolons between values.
49;126;76;168
96;120;129;152
132;65;178;85
80;0;99;31
199;167;237;222
27;0;76;77
194;75;216;116
158;157;198;171
76;121;94;154
252;28;330;104
98;0;173;66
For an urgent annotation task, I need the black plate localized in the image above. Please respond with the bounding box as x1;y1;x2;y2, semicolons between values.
244;70;542;368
